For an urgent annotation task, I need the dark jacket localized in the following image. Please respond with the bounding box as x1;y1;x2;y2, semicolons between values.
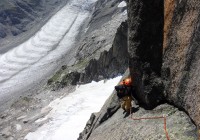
115;85;134;99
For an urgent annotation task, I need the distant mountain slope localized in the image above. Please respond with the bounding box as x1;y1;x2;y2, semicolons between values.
47;0;128;89
0;0;69;53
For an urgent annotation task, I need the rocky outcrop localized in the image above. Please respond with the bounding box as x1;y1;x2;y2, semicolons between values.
127;0;164;109
48;0;128;89
79;70;198;140
79;21;128;83
127;0;200;130
75;0;127;61
48;70;81;91
126;0;200;134
48;21;128;89
162;0;200;129
79;95;198;140
79;0;200;139
88;104;197;140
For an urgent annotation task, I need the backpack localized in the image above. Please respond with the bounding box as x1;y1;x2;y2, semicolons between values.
115;85;132;99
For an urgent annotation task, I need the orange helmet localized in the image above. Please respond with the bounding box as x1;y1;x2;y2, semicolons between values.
120;77;132;86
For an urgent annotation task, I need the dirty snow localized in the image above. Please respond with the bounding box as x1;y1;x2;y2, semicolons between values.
118;1;127;8
25;76;121;140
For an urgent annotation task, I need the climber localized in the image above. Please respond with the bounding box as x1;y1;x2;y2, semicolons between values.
115;77;135;113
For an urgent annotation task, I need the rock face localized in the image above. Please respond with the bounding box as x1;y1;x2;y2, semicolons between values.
0;0;69;52
1;0;199;139
48;0;128;89
79;70;198;140
79;0;200;139
127;0;200;129
79;21;128;83
127;0;164;109
79;102;198;140
162;0;200;128
78;69;129;140
87;104;197;140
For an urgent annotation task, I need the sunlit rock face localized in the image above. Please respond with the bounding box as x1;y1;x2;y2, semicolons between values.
127;0;200;129
162;0;200;128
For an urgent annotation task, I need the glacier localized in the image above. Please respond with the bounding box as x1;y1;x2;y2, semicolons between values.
25;76;121;140
0;0;97;107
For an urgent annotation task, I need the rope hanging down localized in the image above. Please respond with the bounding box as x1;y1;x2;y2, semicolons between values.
130;114;170;140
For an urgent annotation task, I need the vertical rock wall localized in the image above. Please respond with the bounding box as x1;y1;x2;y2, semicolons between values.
127;0;164;109
162;0;200;128
127;0;200;129
80;21;128;83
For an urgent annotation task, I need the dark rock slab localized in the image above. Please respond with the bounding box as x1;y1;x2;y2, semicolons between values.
127;0;164;109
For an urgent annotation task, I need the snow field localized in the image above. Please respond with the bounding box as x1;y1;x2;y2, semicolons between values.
25;76;122;140
0;0;97;99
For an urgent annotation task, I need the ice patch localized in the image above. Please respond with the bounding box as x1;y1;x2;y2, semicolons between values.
118;1;127;8
122;10;127;16
25;76;121;140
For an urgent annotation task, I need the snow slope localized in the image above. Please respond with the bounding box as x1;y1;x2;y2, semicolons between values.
0;0;97;106
25;76;121;140
118;1;126;8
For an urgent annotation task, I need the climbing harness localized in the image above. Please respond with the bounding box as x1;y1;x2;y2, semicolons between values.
130;114;170;140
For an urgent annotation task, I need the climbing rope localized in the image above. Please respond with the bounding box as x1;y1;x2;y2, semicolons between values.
130;114;170;140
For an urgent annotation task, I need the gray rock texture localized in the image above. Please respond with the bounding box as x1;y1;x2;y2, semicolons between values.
162;0;200;129
78;69;198;140
1;0;199;139
79;102;197;140
127;0;200;135
80;0;200;139
79;21;128;83
127;0;164;109
87;104;197;140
